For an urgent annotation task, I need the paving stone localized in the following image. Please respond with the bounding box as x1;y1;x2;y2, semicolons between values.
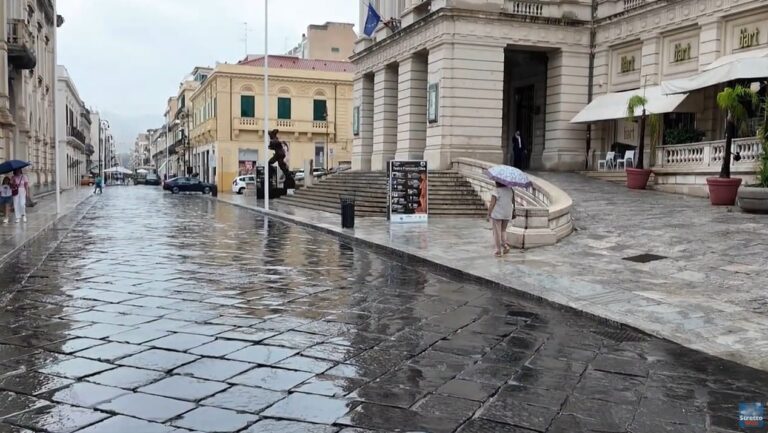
38;357;115;379
0;390;50;418
262;331;328;349
86;366;166;389
74;342;148;362
225;345;299;365
75;415;178;433
45;382;130;408
201;385;285;413
97;393;195;422
479;399;559;432
261;392;352;424
45;338;106;355
413;394;481;421
173;358;254;381
138;376;230;401
337;402;459;433
217;329;278;343
0;371;74;396
456;418;533;433
171;407;258;432
274;355;335;373
116;349;198;372
436;378;499;402
293;375;366;398
301;343;362;362
243;419;339;433
146;333;215;351
228;367;314;391
187;340;251;357
348;383;425;407
106;329;172;344
68;324;135;339
4;404;109;433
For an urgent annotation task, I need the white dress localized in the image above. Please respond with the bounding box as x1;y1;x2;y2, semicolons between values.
490;187;514;220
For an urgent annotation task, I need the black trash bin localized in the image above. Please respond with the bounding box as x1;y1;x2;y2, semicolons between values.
211;185;218;197
340;194;355;229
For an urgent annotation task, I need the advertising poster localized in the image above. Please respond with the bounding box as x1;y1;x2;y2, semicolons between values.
388;160;428;223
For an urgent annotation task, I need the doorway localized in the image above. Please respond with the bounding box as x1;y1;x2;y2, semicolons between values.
515;85;535;169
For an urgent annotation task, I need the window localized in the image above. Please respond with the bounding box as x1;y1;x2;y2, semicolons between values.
240;95;255;118
331;47;340;53
313;99;327;121
277;97;292;119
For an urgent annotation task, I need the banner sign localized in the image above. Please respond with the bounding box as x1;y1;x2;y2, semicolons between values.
388;160;428;223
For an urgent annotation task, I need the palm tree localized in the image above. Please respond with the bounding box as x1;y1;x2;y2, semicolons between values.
626;95;648;169
716;85;758;178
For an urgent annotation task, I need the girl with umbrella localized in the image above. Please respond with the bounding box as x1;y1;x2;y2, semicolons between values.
485;165;532;256
11;168;32;223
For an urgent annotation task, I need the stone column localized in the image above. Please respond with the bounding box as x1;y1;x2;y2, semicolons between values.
541;49;590;171
0;1;14;128
425;43;505;170
698;17;723;69
395;54;427;161
370;65;398;170
351;73;374;171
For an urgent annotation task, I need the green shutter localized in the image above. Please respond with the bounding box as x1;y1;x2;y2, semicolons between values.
277;97;291;119
313;100;327;121
240;95;255;118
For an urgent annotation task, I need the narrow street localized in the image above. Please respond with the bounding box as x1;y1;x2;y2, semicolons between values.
0;187;764;433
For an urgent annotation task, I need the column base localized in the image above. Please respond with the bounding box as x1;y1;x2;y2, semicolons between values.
541;149;586;171
352;153;372;171
371;151;395;171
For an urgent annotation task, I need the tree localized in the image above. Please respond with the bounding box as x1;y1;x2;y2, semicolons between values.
626;95;648;169
716;85;758;178
757;97;768;188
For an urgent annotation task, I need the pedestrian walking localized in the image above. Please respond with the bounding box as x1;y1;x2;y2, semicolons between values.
487;181;515;257
268;129;296;189
0;177;12;224
94;175;103;194
512;130;526;170
11;169;31;223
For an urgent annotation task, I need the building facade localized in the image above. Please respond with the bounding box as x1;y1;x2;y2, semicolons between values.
56;65;91;189
351;0;768;187
286;22;357;61
1;0;60;192
89;110;114;177
187;56;353;189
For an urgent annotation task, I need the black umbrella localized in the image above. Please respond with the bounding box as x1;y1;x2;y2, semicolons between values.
0;160;30;175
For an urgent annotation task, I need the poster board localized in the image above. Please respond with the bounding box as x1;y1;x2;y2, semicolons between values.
388;160;428;223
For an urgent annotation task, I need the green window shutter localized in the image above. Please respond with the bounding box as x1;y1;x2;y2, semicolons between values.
240;95;255;118
277;97;292;119
313;100;327;121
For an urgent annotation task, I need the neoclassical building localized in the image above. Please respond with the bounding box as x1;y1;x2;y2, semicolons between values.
352;0;768;186
56;65;92;189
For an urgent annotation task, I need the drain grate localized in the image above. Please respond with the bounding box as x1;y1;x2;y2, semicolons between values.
590;327;649;343
623;253;667;263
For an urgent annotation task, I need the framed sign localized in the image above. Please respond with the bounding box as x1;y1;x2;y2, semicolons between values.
427;83;439;124
388;160;428;223
352;106;360;136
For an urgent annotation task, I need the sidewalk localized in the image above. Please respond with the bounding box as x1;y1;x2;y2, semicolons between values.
0;186;94;266
218;174;768;372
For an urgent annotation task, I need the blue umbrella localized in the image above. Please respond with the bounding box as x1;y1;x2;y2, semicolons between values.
485;164;532;188
0;160;30;175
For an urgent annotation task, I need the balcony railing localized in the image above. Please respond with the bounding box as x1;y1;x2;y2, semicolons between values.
508;1;544;17
623;0;645;10
67;125;88;146
655;137;762;171
234;118;335;134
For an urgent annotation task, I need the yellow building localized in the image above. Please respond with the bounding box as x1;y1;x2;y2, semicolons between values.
188;56;353;190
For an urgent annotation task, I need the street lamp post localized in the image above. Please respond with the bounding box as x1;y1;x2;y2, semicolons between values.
263;0;270;210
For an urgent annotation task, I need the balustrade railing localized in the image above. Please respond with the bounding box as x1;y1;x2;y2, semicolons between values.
623;0;645;10
655;137;762;170
508;1;545;16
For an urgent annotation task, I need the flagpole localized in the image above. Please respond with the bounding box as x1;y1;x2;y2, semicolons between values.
263;0;269;211
53;10;61;214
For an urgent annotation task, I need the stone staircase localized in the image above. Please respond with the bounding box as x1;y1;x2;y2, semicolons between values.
280;171;487;217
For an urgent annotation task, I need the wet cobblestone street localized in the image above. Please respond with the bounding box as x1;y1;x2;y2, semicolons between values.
0;187;766;433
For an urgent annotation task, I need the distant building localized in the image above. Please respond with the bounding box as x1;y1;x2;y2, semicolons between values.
187;55;354;189
286;22;356;61
56;65;91;189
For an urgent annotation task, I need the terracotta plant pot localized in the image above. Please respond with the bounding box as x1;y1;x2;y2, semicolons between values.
626;168;652;190
706;177;742;206
737;186;768;213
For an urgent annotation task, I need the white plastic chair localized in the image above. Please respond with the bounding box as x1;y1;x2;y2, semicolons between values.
617;150;635;170
597;151;615;171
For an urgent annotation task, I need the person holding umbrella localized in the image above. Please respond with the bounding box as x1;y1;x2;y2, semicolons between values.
0;160;32;223
485;165;532;256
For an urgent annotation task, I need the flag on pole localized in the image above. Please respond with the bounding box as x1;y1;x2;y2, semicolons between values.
363;3;381;37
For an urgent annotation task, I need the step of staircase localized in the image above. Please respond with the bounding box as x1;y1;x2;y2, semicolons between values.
281;171;487;217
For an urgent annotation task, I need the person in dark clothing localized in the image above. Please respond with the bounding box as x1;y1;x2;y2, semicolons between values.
268;129;296;189
512;130;526;170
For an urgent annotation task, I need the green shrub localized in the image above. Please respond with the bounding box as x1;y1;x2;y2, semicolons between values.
664;127;706;145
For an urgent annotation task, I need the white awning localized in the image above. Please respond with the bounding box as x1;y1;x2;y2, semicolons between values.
570;85;689;124
703;47;768;71
661;55;768;95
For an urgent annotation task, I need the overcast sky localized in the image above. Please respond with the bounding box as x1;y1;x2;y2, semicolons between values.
57;0;358;150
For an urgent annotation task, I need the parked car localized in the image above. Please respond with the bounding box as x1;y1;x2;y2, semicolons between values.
80;175;94;186
293;168;326;182
163;177;215;194
232;175;256;194
144;173;161;186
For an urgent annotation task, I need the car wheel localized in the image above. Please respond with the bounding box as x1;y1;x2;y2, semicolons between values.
238;187;245;195
203;186;211;194
171;187;180;194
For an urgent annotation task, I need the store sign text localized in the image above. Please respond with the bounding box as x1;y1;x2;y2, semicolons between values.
620;55;636;73
739;27;760;49
673;42;692;62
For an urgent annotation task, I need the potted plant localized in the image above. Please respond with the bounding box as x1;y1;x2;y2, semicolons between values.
708;85;759;205
737;97;768;213
625;95;652;189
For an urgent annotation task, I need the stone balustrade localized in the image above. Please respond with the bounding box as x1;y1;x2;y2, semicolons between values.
452;157;574;248
655;137;762;171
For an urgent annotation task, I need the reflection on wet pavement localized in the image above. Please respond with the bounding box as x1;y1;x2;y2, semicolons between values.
0;187;764;432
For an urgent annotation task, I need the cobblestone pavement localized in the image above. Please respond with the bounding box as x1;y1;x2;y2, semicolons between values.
0;187;766;433
220;172;768;372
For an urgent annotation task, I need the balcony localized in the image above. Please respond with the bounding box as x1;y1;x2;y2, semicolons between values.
623;0;645;10
654;137;762;173
234;118;335;136
7;19;36;70
67;125;88;151
504;1;589;24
